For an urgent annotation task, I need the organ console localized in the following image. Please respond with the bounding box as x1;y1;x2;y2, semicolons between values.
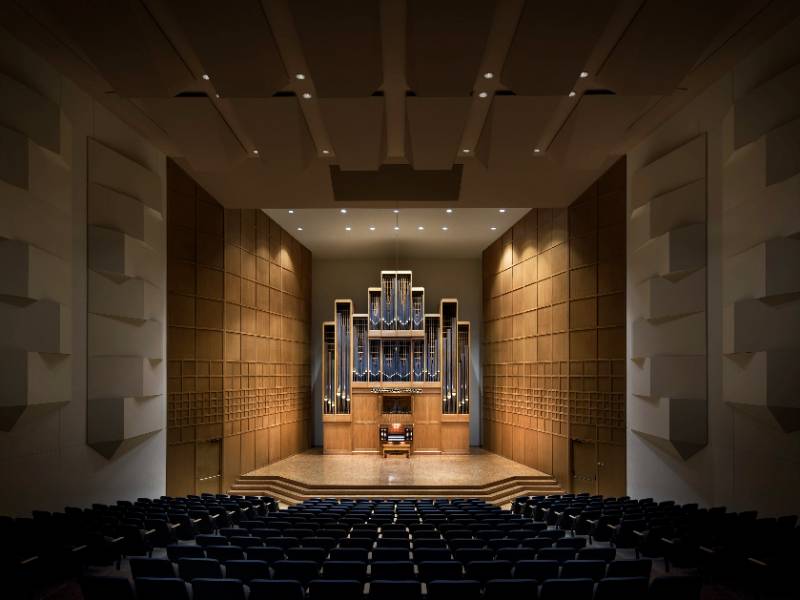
322;270;470;455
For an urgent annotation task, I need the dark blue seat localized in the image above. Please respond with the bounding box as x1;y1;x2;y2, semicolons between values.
560;560;606;581
464;560;513;583
606;559;651;578
594;577;649;600
330;547;369;562
514;560;559;581
249;579;305;600
341;537;374;550
537;547;576;563
372;548;410;561
368;580;422;600
273;559;321;584
130;557;175;579
321;560;368;582
224;559;270;582
426;579;482;600
454;548;493;564
576;547;616;562
540;578;594;600
495;547;537;562
484;579;538;600
230;535;263;548
308;579;363;600
80;575;135;600
303;536;337;551
246;546;285;564
205;545;245;563
192;577;246;600
177;557;222;581
370;560;415;580
418;560;463;582
196;534;228;547
412;538;448;549
287;546;327;564
135;577;190;600
413;548;452;563
166;544;204;561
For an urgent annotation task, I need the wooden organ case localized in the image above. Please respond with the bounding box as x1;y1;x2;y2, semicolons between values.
322;270;470;454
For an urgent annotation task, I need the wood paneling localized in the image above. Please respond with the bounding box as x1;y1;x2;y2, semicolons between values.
482;158;626;494
166;160;311;496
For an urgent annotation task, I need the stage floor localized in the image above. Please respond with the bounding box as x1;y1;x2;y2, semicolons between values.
242;448;550;487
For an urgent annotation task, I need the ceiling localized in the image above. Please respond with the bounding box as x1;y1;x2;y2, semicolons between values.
2;0;798;210
264;207;529;258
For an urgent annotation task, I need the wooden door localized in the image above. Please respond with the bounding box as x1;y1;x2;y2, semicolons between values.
571;438;597;494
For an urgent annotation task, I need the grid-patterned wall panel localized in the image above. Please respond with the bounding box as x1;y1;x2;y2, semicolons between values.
166;162;311;495
482;159;626;492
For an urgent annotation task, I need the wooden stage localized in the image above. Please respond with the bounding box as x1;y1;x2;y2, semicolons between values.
229;448;561;505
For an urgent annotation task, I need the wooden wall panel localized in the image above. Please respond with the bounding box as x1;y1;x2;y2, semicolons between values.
166;161;311;495
482;158;626;494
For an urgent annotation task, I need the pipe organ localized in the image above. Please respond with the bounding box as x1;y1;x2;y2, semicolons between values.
322;270;471;455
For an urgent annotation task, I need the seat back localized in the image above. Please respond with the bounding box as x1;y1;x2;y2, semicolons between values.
308;579;363;600
426;580;482;600
177;558;223;581
224;560;270;583
594;577;649;600
540;578;594;600
560;560;606;581
368;580;422;600
192;578;246;600
464;560;513;583
370;560;415;580
135;577;190;600
248;579;305;600
417;560;463;582
514;560;559;581
130;557;175;579
321;560;368;582
484;579;539;600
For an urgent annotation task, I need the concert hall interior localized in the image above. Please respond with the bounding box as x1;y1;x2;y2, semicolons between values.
1;2;799;599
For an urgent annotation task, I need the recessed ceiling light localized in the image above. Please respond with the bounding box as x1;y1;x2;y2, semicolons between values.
483;72;494;79
490;226;497;230
441;226;448;231
345;226;351;231
446;208;453;214
322;149;330;155
393;209;400;214
534;148;541;154
340;208;347;214
478;91;488;98
252;149;259;155
499;208;506;213
369;226;376;231
302;92;312;99
579;71;589;79
463;149;471;154
295;73;306;80
417;226;424;231
288;209;294;214
568;90;576;98
296;227;303;231
201;73;210;81
394;225;400;231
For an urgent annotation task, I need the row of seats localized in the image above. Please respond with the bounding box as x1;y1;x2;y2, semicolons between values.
83;574;700;600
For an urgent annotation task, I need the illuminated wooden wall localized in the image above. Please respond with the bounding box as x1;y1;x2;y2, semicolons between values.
482;158;626;494
166;161;311;495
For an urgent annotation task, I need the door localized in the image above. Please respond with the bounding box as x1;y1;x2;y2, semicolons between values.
196;440;221;494
571;438;597;494
597;443;626;496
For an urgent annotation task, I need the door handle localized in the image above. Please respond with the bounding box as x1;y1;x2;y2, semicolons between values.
596;462;605;467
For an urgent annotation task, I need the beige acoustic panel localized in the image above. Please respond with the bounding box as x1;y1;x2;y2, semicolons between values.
630;395;708;460
549;95;653;171
631;356;706;400
406;0;495;97
629;179;706;250
88;356;164;400
634;268;705;320
724;238;800;304
732;63;800;149
88;183;163;248
502;1;616;95
596;0;757;94
319;98;385;171
0;72;62;152
631;313;705;360
630;224;706;283
38;0;194;96
0;238;69;305
165;0;288;97
724;350;800;432
88;138;161;212
226;98;315;178
88;313;163;360
632;135;707;210
289;0;382;97
405;98;471;170
0;349;69;430
138;98;247;173
89;271;161;322
723;298;800;355
87;395;165;458
88;225;160;286
0;299;70;355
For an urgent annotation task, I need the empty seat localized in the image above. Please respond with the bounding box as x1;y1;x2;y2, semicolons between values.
426;579;482;600
454;548;493;564
80;575;135;600
341;537;374;550
649;575;702;600
178;558;223;581
372;548;410;561
224;559;270;582
449;538;485;551
594;577;649;600
555;537;587;549
246;546;285;564
249;579;305;600
130;557;175;579
303;536;337;551
230;535;262;548
520;538;554;551
413;548;451;562
135;577;190;600
465;560;513;583
375;539;411;549
368;580;422;600
418;560;463;582
496;547;537;562
412;538;448;549
540;578;594;600
370;560;415;580
382;529;410;539
560;560;606;581
606;559;651;578
206;545;245;563
308;579;363;600
273;559;321;585
287;546;327;564
576;547;616;562
537;547;576;563
321;560;368;582
514;560;559;581
330;547;369;562
484;579;539;600
192;578;246;600
166;544;205;561
196;534;228;547
537;530;566;541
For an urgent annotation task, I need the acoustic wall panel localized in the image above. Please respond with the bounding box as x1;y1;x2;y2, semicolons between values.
629;135;708;459
0;71;71;430
722;54;800;433
87;139;165;458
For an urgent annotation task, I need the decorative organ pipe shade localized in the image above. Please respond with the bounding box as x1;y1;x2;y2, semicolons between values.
86;138;165;458
412;288;424;330
412;340;424;381
381;272;396;328
334;301;352;414
369;288;381;330
353;316;368;383
369;339;382;382
0;71;72;430
629;134;708;460
425;316;440;382
441;300;458;414
457;323;470;415
396;272;412;330
323;323;335;414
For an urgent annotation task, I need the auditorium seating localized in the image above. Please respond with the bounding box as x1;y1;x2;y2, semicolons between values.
4;493;797;599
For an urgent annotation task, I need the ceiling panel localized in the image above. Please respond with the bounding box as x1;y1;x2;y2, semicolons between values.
406;98;471;170
331;165;462;203
320;98;385;171
37;0;194;96
407;0;496;97
597;0;756;94
289;0;382;97
138;98;246;172
227;97;315;176
163;0;288;97
502;1;618;95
